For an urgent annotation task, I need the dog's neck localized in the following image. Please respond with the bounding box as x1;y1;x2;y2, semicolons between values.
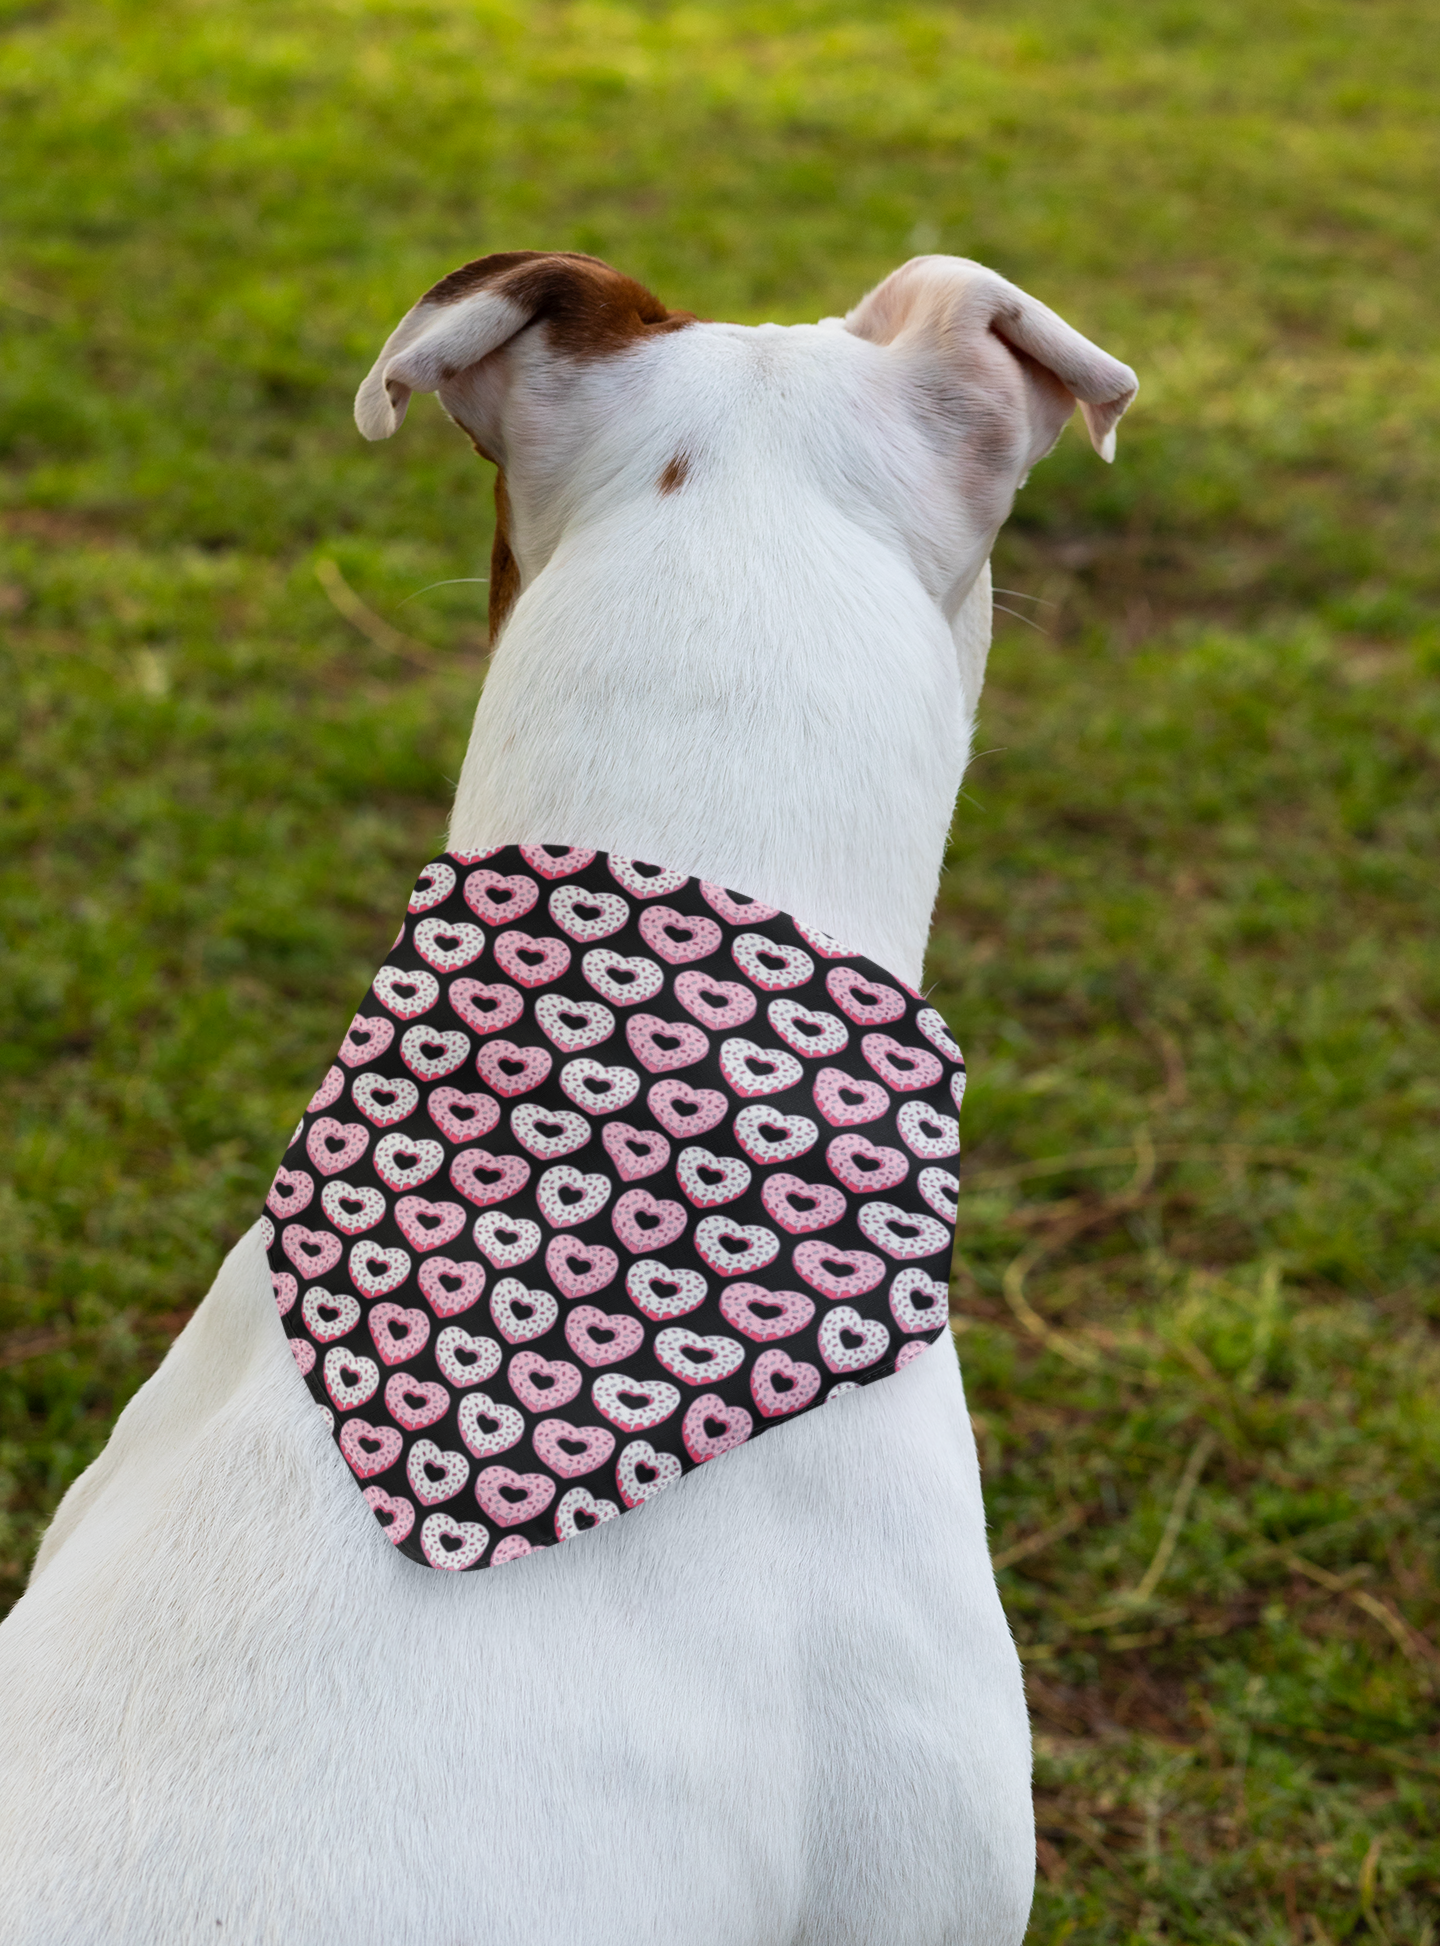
447;505;989;988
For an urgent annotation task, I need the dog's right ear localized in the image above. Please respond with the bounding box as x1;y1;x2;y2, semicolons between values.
355;251;693;444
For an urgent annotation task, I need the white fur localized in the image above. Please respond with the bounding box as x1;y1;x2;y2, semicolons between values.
0;256;1134;1944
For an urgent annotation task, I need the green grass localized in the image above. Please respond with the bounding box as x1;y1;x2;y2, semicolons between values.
2;1;1438;1938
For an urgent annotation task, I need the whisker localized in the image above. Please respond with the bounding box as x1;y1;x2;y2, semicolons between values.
397;577;491;608
992;587;1059;609
993;602;1049;635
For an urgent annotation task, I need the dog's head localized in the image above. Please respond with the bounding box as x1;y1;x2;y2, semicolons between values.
357;250;1135;646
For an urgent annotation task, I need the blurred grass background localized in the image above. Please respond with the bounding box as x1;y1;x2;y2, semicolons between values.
1;1;1437;1938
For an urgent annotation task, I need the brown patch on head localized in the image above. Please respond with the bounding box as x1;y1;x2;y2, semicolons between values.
657;452;690;496
420;250;695;361
488;470;522;644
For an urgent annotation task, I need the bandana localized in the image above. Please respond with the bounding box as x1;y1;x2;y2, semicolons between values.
262;845;965;1572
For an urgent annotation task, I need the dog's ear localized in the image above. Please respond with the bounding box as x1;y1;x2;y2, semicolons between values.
355;251;693;443
844;256;1137;466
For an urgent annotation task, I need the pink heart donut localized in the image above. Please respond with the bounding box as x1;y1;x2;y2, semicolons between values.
266;1166;313;1220
601;1121;671;1182
824;966;906;1025
694;1215;780;1278
535;1165;611;1229
290;1338;316;1375
532;1418;616;1479
718;1283;814;1343
510;1104;592;1160
855;1201;950;1261
818;1306;891;1374
732;1104;818;1165
533;994;614;1052
421;1513;489;1571
612;1188;688;1254
434;1325;501;1387
730;933;813;993
860;1033;943;1093
488;1276;558;1345
653;1327;745;1386
324;1347;380;1410
301;1287;359;1342
474;1464;556;1528
508;1350;582;1414
544;1234;619;1300
811;1067;890;1128
672;971;756;1029
760;1172;847;1235
682;1394;753;1462
338;1013;395;1069
593;1378;681;1437
625;1013;709;1075
718;1038;803;1099
918;1167;960;1222
394;1196;466;1252
383;1373;450;1431
407;861;456;913
407;1439;470;1506
447;979;525;1036
353;1072;420;1127
412;916;485;973
339;1417;401;1477
348;1241;412;1299
766;999;848;1059
646;1078;729;1138
698;883;779;925
492;930;571;988
449;1147;531;1208
457;1391;525;1458
306;1117;370;1177
607;857;689;899
581;949;664;1007
307;1065;345;1112
625;1260;708;1320
426;1086;501;1145
475;1039;552;1098
548;884;630;942
564;1305;646;1368
362;1485;415;1545
895;1101;960;1159
889;1268;949;1334
373;1132;445;1192
554;1486;620;1539
638;906;723;965
826;1133;909;1193
271;1270;298;1316
372;966;440;1020
282;1224;342;1279
792;920;857;959
750;1348;821;1418
473;1212;541;1269
400;1024;471;1081
519;844;596;878
613;1436;683;1502
792;1240;887;1301
558;1058;641;1114
462;869;539;924
368;1302;430;1366
674;1145;750;1209
417;1256;485;1317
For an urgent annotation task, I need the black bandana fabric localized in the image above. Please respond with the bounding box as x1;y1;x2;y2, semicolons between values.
262;846;965;1571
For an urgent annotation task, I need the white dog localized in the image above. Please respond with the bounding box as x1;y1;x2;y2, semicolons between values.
0;252;1134;1944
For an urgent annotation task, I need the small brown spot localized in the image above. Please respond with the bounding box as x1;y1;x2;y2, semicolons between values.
657;452;690;495
488;469;521;644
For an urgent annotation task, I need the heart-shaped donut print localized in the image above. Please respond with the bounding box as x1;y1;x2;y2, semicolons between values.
324;1347;380;1411
367;1302;430;1365
718;1038;803;1100
338;1414;398;1474
761;1172;846;1235
271;1270;297;1316
472;1211;541;1269
818;1306;891;1374
861;1033;943;1093
511;1103;592;1160
417;1256;485;1317
824;966;906;1026
731;933;813;993
352;1072;420;1127
407;1439;469;1506
448;979;525;1036
492;930;570;988
653;1327;745;1387
812;1068;890;1128
601;1121;670;1182
581;949;664;1007
856;1201;950;1261
917;1167;960;1223
372;965;440;1020
400;1024;471;1081
612;1188;688;1254
374;1131;445;1192
383;1373;450;1431
732;1104;818;1165
548;884;630;942
475;1039;552;1098
950;1069;966;1115
426;1086;500;1145
827;1381;861;1401
613;1436;683;1502
463;869;539;924
675;1146;751;1209
564;1305;646;1368
362;1485;415;1545
681;1394;753;1462
532;1418;616;1479
915;1006;964;1065
606;857;689;899
750;1348;820;1418
671;971;756;1029
491;1535;534;1564
412;916;486;973
646;1078;728;1138
508;1349;582;1414
307;1066;345;1113
698;882;779;925
306;1118;369;1177
767;999;848;1060
421;1513;489;1571
544;1234;619;1300
625;1259;708;1321
896;1101;960;1159
519;843;596;879
625;1013;709;1075
457;1391;525;1458
320;1180;386;1235
792;920;857;959
260;1215;274;1250
266;1166;314;1220
301;1287;360;1343
554;1486;620;1538
889;1267;949;1334
434;1324;502;1387
694;1215;780;1278
430;1331;502;1393
394;1196;466;1252
718;1283;814;1343
475;1465;556;1527
290;1338;316;1375
282;1224;342;1279
792;1241;886;1301
536;1164;611;1229
593;1377;680;1437
826;1133;909;1194
338;1013;396;1068
559;1058;641;1115
637;906;722;965
348;1241;412;1300
533;993;614;1053
408;861;456;913
449;1147;530;1207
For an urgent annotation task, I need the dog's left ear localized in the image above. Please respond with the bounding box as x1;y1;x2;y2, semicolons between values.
844;255;1137;466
